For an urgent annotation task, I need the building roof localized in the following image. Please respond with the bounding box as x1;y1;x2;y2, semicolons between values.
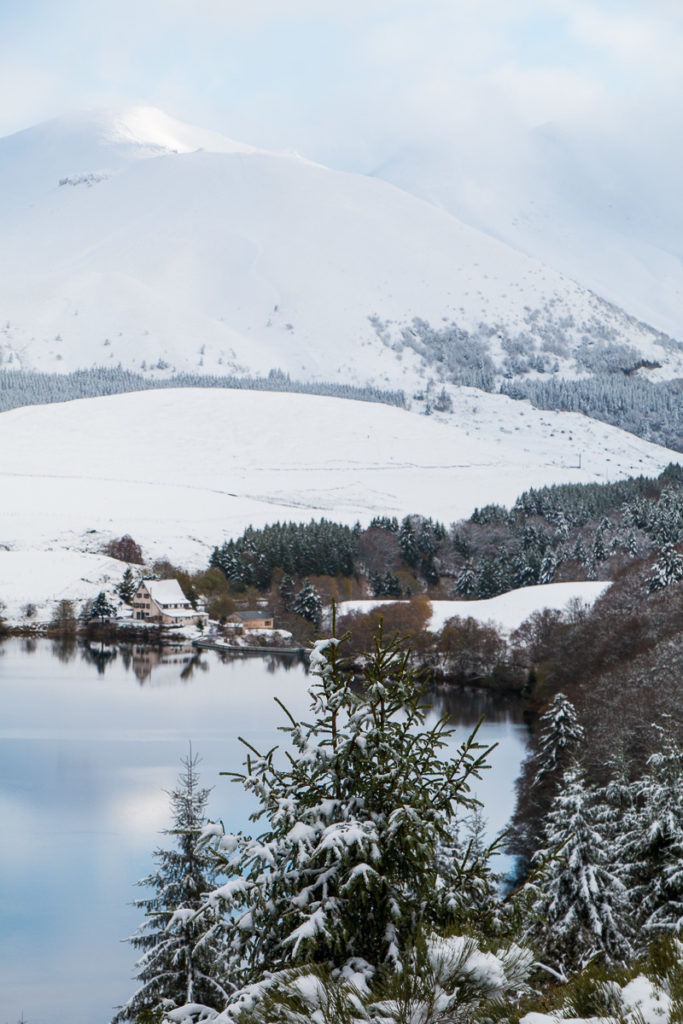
232;609;272;620
142;579;191;607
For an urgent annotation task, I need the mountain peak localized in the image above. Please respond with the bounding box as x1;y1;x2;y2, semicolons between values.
83;105;257;157
0;105;257;159
0;105;259;214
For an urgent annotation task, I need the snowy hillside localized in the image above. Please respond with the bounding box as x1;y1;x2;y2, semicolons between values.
0;386;679;615
0;107;681;387
372;123;683;344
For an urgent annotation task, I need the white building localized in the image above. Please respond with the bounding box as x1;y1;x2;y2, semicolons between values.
131;579;208;627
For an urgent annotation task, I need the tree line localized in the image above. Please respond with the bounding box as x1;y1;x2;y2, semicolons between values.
0;366;407;415
204;466;682;608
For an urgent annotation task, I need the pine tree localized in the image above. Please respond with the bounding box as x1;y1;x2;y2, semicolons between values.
433;386;453;413
532;693;585;788
509;693;585;867
292;579;323;630
538;549;557;585
279;573;295;610
382;570;402;597
592;517;611;564
620;729;683;945
646;542;683;592
89;590;115;620
454;562;476;596
530;761;632;970
204;629;497;990
112;754;229;1022
117;567;137;605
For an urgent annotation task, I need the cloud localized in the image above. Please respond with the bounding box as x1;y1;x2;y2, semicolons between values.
0;0;679;178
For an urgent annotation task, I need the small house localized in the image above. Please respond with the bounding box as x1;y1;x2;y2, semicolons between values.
225;610;275;630
132;579;208;628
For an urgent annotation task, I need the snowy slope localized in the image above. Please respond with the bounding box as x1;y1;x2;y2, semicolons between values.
339;581;611;635
0;386;678;614
0;107;680;386
0;551;131;620
372;123;683;342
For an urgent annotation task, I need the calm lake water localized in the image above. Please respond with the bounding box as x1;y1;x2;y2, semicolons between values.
0;638;530;1024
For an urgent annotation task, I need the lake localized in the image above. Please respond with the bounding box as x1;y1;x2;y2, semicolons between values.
0;638;530;1024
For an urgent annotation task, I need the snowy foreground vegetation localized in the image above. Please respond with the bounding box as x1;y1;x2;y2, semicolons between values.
111;629;683;1024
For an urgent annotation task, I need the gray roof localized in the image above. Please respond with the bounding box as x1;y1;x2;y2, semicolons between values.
233;609;271;619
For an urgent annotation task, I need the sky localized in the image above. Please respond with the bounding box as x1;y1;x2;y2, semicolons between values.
0;0;681;173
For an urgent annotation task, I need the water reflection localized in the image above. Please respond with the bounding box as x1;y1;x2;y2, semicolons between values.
429;685;531;728
214;647;308;674
131;643;197;683
51;635;78;663
0;638;528;1024
81;640;119;674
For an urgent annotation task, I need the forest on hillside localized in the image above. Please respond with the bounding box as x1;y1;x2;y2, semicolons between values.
205;464;683;604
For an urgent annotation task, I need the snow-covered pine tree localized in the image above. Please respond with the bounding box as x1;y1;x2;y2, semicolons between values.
292;579;323;630
532;693;585;788
112;753;229;1023
592;517;611;564
620;728;683;946
454;561;476;597
530;761;632;970
89;590;115;620
508;693;585;867
538;549;557;585
204;629;497;991
645;542;683;592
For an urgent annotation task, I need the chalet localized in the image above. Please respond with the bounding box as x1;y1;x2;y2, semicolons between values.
225;609;275;630
131;579;208;628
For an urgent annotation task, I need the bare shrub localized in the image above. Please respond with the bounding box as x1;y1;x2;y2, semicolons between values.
104;535;144;564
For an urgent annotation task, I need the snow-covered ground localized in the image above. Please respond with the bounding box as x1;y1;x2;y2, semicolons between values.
521;975;673;1024
339;581;611;634
0;386;677;616
0;550;131;620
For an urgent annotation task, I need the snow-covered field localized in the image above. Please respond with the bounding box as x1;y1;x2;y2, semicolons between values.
339;581;611;634
0;386;678;616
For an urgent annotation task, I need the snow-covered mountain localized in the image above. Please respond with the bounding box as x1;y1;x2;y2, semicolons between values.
0;106;681;387
372;121;683;343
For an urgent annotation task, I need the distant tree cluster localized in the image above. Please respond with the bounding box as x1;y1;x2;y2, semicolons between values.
369;296;680;404
203;468;683;615
0;366;406;415
210;520;360;590
449;467;683;598
501;375;683;453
